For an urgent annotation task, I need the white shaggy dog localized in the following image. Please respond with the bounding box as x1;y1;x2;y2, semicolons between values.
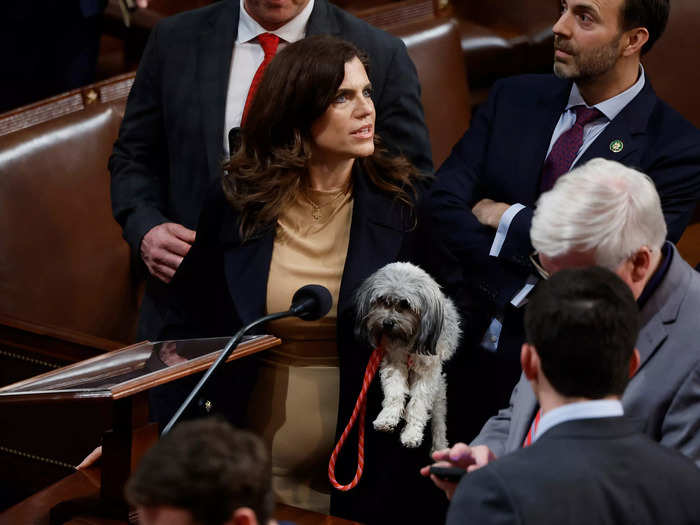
354;262;460;451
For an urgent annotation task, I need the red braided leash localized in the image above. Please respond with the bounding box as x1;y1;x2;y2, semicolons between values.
328;345;385;491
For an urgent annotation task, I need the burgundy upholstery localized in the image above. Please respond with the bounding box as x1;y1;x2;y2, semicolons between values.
450;0;559;104
643;0;700;129
0;75;142;349
642;0;700;265
392;17;471;167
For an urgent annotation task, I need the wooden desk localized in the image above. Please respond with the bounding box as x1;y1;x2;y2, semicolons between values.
0;468;361;525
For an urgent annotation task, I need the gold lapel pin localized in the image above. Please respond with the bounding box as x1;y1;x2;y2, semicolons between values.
610;139;624;153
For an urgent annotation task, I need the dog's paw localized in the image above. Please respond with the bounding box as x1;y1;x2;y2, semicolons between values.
400;425;424;448
373;409;400;432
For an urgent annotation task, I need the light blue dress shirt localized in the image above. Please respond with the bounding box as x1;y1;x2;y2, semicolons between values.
533;399;624;443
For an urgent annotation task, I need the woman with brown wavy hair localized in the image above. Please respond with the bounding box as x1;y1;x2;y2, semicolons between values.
161;35;447;524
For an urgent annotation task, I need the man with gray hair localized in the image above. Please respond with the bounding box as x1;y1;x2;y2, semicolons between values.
423;158;700;496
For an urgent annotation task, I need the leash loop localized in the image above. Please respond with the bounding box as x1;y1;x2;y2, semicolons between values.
328;345;385;491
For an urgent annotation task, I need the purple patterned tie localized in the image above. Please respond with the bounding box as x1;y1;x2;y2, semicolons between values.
540;105;603;192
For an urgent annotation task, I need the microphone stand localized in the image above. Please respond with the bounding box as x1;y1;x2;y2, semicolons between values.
161;309;293;435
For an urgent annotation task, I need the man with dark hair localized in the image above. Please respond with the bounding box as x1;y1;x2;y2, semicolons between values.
441;267;700;525
621;0;669;54
109;0;432;342
523;268;640;401
430;0;700;443
126;418;275;525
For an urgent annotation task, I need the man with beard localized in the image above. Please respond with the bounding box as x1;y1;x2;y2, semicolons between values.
429;0;700;444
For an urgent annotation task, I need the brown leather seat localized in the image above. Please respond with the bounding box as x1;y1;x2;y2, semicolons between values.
0;74;142;372
451;0;558;105
642;0;700;266
392;17;472;167
0;16;470;378
643;0;700;129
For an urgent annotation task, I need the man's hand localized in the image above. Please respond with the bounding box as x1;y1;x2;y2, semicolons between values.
140;222;196;283
135;0;149;7
472;199;510;229
420;443;497;500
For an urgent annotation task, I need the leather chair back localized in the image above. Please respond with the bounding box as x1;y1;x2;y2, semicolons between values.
393;17;472;167
642;0;700;267
643;0;700;129
0;74;142;347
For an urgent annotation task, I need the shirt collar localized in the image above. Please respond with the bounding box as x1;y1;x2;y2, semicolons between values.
637;241;673;310
567;65;646;121
237;0;314;44
534;399;624;443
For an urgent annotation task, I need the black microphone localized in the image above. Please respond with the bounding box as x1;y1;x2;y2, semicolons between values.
162;284;332;435
290;284;333;320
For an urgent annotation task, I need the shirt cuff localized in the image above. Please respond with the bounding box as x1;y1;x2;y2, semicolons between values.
480;316;503;352
510;274;540;308
489;203;526;257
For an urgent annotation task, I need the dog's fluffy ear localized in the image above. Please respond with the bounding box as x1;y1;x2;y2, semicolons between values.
413;286;445;355
354;277;373;344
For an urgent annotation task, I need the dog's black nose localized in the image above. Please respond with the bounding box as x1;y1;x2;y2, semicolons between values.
383;319;396;330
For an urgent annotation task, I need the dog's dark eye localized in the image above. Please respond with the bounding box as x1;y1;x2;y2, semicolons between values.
398;299;411;311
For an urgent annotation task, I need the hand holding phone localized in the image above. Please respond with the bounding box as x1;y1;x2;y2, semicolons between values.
428;465;466;482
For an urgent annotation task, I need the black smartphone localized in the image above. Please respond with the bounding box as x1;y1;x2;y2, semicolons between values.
428;465;466;482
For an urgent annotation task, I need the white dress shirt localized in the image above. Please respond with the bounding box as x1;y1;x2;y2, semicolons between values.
533;399;624;443
223;0;315;155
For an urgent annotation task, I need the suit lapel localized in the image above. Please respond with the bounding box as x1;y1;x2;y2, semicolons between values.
198;2;239;181
511;79;571;205
575;79;657;168
219;208;274;326
635;245;689;371
306;0;339;36
337;166;408;315
506;374;539;452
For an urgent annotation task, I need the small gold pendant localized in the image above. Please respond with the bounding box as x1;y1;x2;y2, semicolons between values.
312;205;321;221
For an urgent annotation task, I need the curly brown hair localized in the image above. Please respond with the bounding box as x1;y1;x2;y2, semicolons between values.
222;34;424;242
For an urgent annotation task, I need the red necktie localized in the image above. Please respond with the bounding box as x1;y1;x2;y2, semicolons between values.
540;105;603;192
241;33;280;125
522;409;542;447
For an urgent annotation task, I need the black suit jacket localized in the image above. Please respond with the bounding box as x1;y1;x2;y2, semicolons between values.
447;417;700;525
160;168;448;524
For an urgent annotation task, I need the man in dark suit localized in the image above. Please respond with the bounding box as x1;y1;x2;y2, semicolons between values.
441;266;700;525
109;0;432;340
430;0;700;441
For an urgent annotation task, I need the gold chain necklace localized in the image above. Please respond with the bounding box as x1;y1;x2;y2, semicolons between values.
304;183;352;221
